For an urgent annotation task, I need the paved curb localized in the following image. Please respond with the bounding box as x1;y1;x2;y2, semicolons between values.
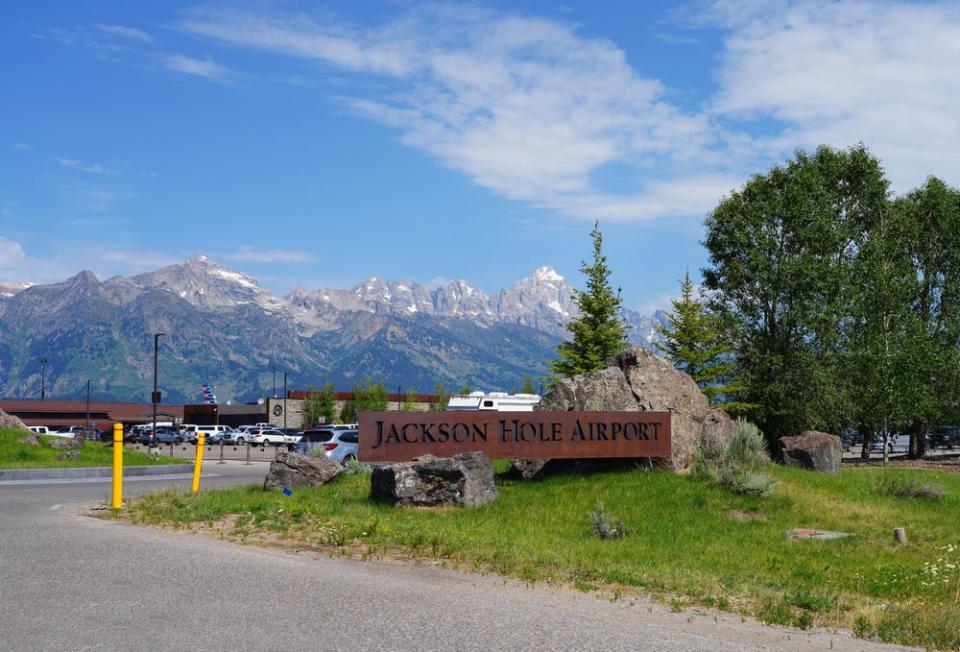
0;465;194;481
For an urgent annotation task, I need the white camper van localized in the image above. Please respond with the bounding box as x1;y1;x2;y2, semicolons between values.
446;391;541;412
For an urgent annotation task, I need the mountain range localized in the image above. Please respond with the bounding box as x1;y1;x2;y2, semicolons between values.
0;257;667;403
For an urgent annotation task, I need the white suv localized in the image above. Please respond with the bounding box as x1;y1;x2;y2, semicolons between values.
250;428;286;447
194;425;230;443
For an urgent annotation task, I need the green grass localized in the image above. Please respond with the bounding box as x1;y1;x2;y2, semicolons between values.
0;428;184;469
122;461;960;649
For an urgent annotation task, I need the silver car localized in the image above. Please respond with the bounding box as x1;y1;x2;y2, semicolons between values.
295;429;358;464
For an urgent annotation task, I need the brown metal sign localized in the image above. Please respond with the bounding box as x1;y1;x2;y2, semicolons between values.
357;411;671;462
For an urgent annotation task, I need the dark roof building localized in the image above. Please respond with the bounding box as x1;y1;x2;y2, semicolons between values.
0;399;184;429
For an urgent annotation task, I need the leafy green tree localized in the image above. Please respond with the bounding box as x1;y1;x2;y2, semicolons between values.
303;382;337;426
704;145;888;440
458;384;473;395
429;382;450;411
657;272;753;415
843;201;932;462
551;221;629;378
341;379;389;422
892;177;960;457
401;387;418;411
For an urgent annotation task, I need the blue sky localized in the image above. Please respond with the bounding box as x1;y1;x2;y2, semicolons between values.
3;1;960;313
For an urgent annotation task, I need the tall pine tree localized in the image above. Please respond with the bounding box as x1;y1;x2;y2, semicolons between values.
656;272;751;414
550;221;628;377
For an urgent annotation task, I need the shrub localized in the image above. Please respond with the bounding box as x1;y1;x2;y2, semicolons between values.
871;474;945;499
694;421;775;497
590;502;631;539
342;459;372;475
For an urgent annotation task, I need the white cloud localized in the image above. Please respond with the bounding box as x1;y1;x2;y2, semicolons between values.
708;0;960;192
224;246;315;263
177;2;960;221
180;6;725;222
165;53;229;78
93;23;153;43
0;236;179;285
57;158;105;174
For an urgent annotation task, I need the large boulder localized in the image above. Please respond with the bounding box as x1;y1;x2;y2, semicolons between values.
0;409;28;432
371;451;497;508
263;451;342;491
515;346;736;476
19;434;41;447
778;431;842;474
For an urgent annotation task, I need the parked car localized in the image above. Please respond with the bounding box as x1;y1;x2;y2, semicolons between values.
295;428;358;464
929;426;960;450
154;427;187;445
49;425;87;438
192;425;229;444
279;428;303;445
870;433;911;454
840;428;863;452
249;428;287;447
27;426;50;436
222;429;251;445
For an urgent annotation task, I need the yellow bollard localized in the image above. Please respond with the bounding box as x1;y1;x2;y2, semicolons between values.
191;433;206;493
111;422;123;508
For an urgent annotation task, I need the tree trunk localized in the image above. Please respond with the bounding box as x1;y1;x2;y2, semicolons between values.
860;437;871;461
908;423;927;459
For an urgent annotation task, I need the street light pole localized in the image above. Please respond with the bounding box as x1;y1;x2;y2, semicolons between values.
85;379;91;431
283;372;287;431
272;366;277;399
39;358;48;401
152;333;165;438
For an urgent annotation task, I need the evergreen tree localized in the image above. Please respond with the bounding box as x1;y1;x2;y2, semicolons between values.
520;375;537;395
550;221;628;377
458;383;473;395
339;398;356;424
657;272;752;415
302;386;323;426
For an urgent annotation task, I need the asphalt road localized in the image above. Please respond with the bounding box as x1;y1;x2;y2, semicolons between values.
0;463;916;652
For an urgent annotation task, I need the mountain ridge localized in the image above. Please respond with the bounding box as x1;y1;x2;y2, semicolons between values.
0;258;668;403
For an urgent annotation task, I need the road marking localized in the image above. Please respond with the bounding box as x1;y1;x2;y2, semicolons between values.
50;504;61;510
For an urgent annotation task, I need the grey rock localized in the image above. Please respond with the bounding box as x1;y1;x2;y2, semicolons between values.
19;434;41;446
371;451;497;508
48;437;83;450
263;451;342;491
55;450;80;461
516;346;735;477
0;409;29;432
778;430;843;474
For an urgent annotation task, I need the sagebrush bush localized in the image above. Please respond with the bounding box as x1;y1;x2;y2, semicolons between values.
342;459;372;475
871;474;944;499
694;421;775;497
590;502;631;539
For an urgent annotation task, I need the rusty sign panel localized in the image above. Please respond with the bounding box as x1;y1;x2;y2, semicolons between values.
357;411;671;462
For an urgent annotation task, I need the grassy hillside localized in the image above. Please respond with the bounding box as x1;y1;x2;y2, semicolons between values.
0;429;184;469
124;463;960;649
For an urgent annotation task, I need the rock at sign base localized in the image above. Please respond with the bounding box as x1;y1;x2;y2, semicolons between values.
778;431;843;474
263;451;342;491
0;408;29;432
371;451;497;508
787;528;850;541
19;434;41;447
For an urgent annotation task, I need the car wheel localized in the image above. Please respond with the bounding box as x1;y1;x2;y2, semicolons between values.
236;437;245;445
342;454;357;464
175;437;183;445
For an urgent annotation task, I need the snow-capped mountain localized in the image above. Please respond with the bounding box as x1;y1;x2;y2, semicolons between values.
0;258;667;401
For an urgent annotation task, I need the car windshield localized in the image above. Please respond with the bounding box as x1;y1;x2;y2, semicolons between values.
55;426;74;433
